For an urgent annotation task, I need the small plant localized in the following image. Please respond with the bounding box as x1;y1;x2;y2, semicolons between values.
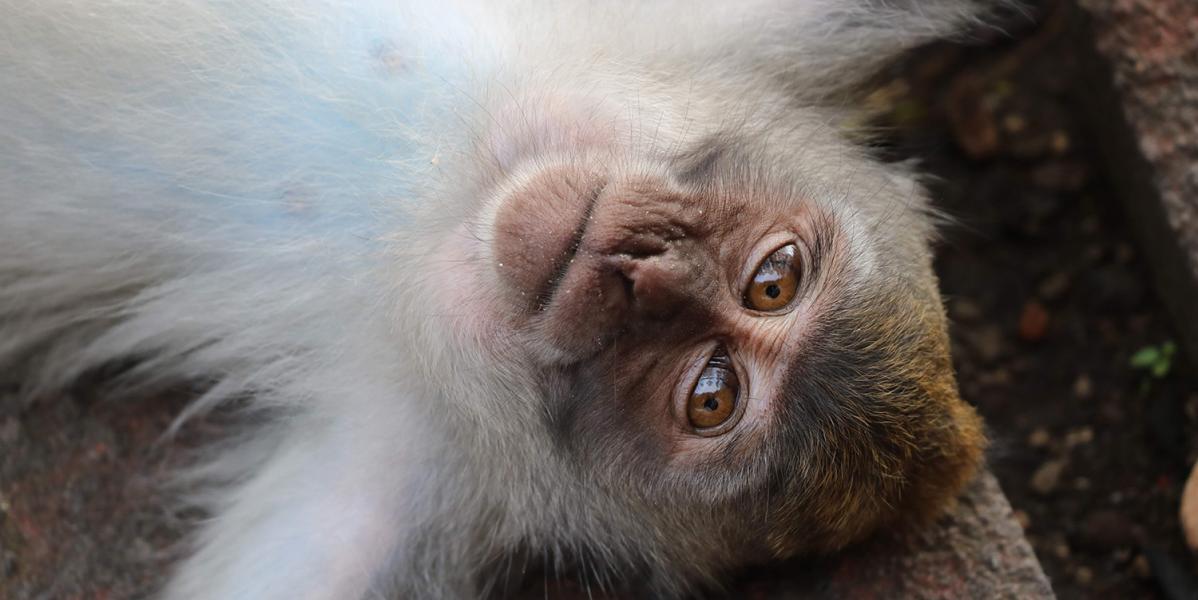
1130;341;1176;396
1130;341;1176;378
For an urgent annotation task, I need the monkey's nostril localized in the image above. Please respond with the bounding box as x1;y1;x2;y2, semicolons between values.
616;256;692;320
618;269;635;304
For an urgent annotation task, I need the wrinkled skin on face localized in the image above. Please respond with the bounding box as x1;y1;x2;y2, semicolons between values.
462;103;986;585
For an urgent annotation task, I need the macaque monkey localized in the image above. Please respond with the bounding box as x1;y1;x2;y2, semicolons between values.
0;1;999;597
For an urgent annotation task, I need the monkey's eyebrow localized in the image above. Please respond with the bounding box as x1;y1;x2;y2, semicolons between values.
806;210;836;285
671;136;735;185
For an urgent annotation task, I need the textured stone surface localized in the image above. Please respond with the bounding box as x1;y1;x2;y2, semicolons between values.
531;471;1055;599
1076;0;1198;363
745;471;1054;599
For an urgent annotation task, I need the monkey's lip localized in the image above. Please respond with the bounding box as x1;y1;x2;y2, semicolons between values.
491;166;606;314
531;186;602;311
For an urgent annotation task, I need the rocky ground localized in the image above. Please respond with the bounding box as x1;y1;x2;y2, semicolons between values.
872;1;1198;597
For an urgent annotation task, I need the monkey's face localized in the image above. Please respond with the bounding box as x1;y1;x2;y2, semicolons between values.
458;124;984;575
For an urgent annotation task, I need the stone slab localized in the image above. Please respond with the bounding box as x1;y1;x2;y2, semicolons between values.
530;471;1055;599
1075;0;1198;365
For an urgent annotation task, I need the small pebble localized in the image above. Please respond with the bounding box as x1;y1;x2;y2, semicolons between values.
1027;428;1052;448
1018;300;1050;342
1037;271;1071;300
1065;427;1094;447
1002;113;1027;133
1131;554;1152;579
1074;566;1093;586
1031;458;1068;496
1050;130;1071;154
1072;374;1093;399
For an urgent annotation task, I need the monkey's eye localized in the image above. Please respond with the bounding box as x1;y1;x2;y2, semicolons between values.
743;243;800;312
687;350;740;430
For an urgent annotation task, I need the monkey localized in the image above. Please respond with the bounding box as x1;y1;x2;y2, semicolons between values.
0;1;1000;598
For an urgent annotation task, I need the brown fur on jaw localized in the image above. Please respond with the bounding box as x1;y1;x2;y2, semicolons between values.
761;274;985;557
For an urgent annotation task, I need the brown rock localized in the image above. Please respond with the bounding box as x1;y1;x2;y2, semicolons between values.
1065;426;1094;448
1018;301;1051;342
1027;428;1052;448
1031;458;1068;496
1074;566;1094;586
1078;0;1198;366
1072;374;1093;399
1131;554;1152;579
1038;271;1072;301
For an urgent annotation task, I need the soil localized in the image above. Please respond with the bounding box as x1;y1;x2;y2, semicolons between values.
2;2;1196;599
871;2;1198;598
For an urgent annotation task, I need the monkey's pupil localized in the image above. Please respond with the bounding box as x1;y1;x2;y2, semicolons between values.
703;397;719;411
765;284;781;299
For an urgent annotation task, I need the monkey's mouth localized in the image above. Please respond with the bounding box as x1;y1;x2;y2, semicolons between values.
491;165;607;316
531;184;603;312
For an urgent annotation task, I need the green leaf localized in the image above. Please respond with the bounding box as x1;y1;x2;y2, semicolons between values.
1130;346;1161;368
1152;360;1171;378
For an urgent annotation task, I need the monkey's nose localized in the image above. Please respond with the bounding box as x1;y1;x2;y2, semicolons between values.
615;252;699;320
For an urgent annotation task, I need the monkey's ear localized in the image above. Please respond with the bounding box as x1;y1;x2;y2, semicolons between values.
721;0;1018;100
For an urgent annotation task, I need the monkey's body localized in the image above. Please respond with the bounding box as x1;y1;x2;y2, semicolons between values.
1;1;993;598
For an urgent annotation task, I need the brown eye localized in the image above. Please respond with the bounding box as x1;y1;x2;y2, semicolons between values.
687;351;740;430
744;243;799;311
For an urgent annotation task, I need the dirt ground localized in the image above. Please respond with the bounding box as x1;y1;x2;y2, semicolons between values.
2;2;1196;599
872;2;1198;598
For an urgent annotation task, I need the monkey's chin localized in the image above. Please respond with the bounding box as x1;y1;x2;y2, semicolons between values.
419;222;519;357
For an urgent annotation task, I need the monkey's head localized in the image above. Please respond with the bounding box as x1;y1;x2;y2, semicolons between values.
422;96;986;586
417;64;985;591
